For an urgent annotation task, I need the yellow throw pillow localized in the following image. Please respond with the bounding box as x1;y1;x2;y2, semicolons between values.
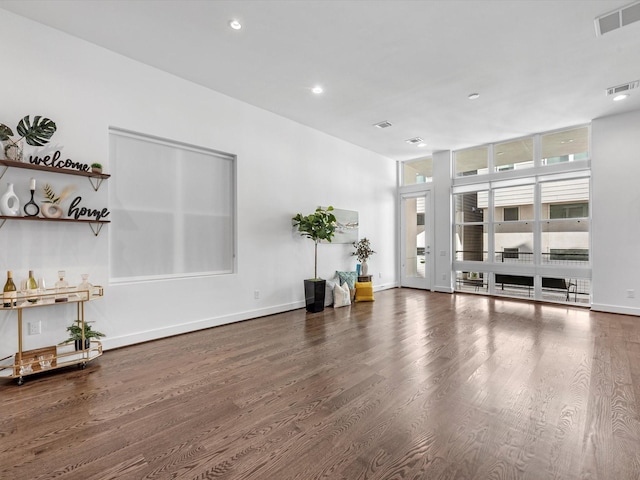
354;281;374;302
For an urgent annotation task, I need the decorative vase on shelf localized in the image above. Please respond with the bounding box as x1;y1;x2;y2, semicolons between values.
3;139;23;162
0;183;20;216
361;260;369;276
41;203;64;219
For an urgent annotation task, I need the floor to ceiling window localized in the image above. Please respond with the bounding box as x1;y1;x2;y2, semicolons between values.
452;125;591;305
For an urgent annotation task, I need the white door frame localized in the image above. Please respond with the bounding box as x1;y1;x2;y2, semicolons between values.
399;188;433;290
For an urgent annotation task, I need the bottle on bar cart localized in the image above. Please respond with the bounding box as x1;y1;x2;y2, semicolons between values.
3;271;17;307
27;270;39;304
55;270;69;303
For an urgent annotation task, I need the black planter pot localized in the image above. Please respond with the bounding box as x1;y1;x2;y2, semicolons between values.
304;279;326;313
74;338;91;351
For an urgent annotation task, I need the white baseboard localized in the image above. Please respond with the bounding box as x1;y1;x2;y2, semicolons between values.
101;301;303;351
433;285;454;293
590;303;640;317
373;282;397;291
102;283;403;352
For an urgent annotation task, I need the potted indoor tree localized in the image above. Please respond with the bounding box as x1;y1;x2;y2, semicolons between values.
60;321;106;351
292;206;337;312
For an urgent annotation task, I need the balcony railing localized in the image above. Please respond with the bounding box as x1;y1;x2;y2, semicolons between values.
454;272;590;304
454;250;589;265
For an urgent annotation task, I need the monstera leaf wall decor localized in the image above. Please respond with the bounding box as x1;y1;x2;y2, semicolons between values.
0;115;57;161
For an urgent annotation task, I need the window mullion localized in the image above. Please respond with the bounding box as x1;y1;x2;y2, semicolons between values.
533;133;542;168
488;188;495;294
533;181;542;298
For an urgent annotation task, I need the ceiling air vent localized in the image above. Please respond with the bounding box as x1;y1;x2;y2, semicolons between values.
405;137;423;145
595;1;640;35
606;80;639;96
374;120;393;129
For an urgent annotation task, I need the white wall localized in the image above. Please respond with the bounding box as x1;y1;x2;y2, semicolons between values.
0;11;397;356
591;108;640;316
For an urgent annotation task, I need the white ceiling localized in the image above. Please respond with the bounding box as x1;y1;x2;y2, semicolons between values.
1;0;639;162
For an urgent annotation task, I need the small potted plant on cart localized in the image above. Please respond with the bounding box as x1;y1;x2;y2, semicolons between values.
60;321;105;351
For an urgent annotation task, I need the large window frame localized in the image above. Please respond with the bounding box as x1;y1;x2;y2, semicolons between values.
109;128;237;283
452;125;591;304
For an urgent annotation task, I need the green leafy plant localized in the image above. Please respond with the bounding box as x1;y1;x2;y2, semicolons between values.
91;163;102;169
292;206;337;279
0;115;57;158
352;237;376;263
60;321;105;344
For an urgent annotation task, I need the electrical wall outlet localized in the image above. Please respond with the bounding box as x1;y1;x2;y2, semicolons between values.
28;321;41;335
254;290;260;300
627;289;635;299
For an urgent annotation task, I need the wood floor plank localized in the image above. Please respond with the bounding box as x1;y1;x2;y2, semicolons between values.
2;288;640;479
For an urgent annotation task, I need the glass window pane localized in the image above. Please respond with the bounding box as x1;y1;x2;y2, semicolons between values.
455;271;487;294
454;192;487;223
541;178;589;219
494;138;534;171
541;126;589;165
494;185;534;221
542;220;589;265
403;196;427;279
549;203;589;219
503;207;519;221
455;146;488;177
541;277;590;304
403;157;432;185
569;278;590;305
455;224;487;261
495;221;533;263
494;273;534;299
541;277;571;303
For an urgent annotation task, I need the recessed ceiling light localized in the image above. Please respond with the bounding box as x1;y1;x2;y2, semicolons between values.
405;137;424;145
312;86;324;94
613;93;629;101
374;121;393;129
468;93;480;100
229;19;242;30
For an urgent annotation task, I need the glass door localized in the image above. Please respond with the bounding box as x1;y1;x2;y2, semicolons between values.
401;191;432;289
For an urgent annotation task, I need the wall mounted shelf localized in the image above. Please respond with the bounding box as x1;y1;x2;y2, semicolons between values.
0;159;110;191
0;215;110;236
0;158;110;235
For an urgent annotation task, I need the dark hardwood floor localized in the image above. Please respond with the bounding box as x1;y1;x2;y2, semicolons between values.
2;289;640;480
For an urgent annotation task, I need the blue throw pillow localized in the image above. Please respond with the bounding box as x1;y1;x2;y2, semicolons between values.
336;271;357;289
